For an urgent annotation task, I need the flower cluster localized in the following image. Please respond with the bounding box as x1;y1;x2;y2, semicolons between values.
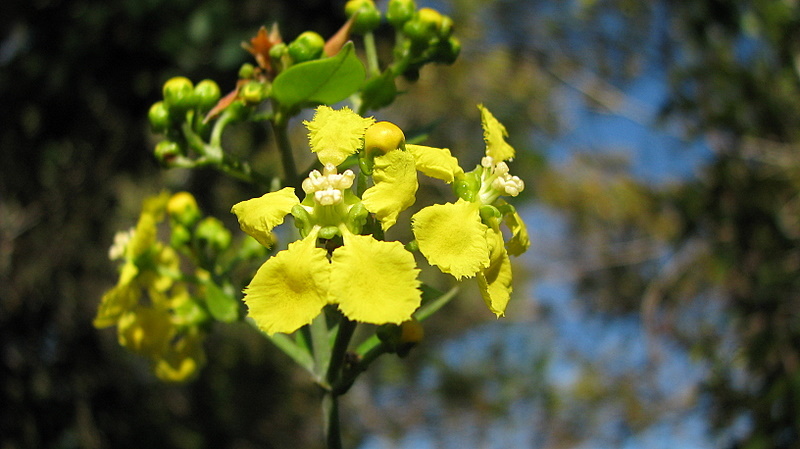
95;193;208;381
232;104;529;335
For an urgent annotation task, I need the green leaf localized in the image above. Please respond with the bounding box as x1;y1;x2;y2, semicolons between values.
360;71;397;112
203;280;239;323
272;42;365;110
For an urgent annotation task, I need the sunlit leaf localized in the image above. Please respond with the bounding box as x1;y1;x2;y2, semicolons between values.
272;42;365;110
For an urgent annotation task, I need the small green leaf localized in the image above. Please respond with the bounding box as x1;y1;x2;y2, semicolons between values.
203;280;239;322
272;42;365;110
360;71;398;112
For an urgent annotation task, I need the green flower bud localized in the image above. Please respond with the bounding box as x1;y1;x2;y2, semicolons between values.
167;191;202;227
269;42;287;62
238;62;256;79
387;0;416;28
195;216;232;252
225;100;253;121
287;31;325;63
148;101;170;133
403;8;441;45
438;15;454;38
193;79;221;112
154;140;183;165
240;80;269;104
170;223;192;248
162;76;196;112
433;36;460;65
345;0;382;34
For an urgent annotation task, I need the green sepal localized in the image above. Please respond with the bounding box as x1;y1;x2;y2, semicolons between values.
479;204;501;225
453;171;480;201
291;205;313;237
272;42;366;111
346;203;369;234
318;225;341;240
202;280;240;323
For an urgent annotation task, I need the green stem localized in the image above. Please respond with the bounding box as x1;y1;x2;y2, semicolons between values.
363;31;380;78
326;316;357;385
271;113;301;189
310;312;332;385
322;391;342;449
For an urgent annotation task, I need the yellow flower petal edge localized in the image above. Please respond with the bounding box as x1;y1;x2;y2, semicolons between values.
94;280;139;328
412;199;490;279
407;144;464;183
154;329;206;382
231;187;299;247
330;234;421;324
477;228;513;317
362;149;418;231
478;104;515;162
497;199;531;256
243;234;331;335
304;105;375;166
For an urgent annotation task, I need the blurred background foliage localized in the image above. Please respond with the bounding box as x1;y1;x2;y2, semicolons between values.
4;0;800;448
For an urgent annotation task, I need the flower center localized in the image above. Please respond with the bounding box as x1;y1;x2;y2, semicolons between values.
477;156;525;204
301;163;356;206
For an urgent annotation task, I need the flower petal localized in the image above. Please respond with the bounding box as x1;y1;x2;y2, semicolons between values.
231;187;299;247
407;144;464;183
116;306;174;357
154;328;206;383
478;104;515;162
412;199;490;279
94;279;139;328
498;200;530;256
477;228;513;316
330;234;421;324
362;149;418;231
304;105;374;166
243;235;330;335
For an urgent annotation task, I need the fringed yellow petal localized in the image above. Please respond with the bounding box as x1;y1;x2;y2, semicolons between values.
407;144;464;183
477;228;513;317
478;104;515;162
304;105;374;166
117;306;174;357
362;149;418;231
154;329;206;383
127;192;170;259
231;187;299;247
330;234;421;324
498;200;531;256
94;280;139;328
412;199;490;279
243;235;330;335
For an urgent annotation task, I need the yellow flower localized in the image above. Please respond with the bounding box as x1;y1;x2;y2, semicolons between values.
97;191;207;382
232;163;422;335
411;106;529;317
95;192;174;328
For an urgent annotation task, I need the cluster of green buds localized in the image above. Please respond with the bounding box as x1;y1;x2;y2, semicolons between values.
149;77;223;165
96;191;269;381
388;1;460;78
337;0;460;111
